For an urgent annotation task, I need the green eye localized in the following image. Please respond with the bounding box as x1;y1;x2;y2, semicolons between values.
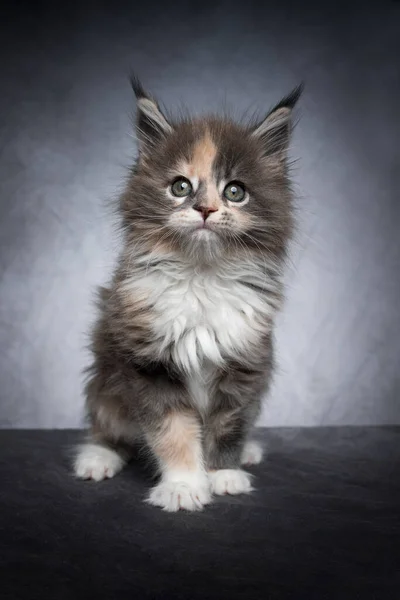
171;178;192;198
223;181;246;203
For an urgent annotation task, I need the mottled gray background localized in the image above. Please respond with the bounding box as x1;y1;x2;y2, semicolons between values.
1;1;399;428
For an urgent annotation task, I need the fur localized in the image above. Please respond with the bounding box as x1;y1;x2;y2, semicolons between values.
74;77;302;511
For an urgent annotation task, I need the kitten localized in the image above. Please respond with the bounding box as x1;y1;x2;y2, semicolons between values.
74;76;302;511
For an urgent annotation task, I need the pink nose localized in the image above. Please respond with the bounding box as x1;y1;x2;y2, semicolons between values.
194;206;218;221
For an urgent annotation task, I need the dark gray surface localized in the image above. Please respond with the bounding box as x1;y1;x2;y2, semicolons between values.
1;427;399;599
1;1;400;428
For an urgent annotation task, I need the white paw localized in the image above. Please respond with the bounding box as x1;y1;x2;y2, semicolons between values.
241;441;263;466
147;475;212;512
209;469;253;496
74;443;125;482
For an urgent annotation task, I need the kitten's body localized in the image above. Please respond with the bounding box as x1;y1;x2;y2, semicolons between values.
74;79;301;511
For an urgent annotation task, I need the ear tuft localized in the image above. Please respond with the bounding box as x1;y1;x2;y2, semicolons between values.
270;83;304;113
252;83;303;159
129;74;172;154
129;73;149;100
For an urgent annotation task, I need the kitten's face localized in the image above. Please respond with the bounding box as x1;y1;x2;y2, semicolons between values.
123;80;301;262
165;126;252;246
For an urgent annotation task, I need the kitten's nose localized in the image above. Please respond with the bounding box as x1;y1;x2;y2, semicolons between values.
194;205;218;221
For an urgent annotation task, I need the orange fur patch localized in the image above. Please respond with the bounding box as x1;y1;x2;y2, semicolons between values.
189;131;217;181
179;130;221;210
153;412;202;471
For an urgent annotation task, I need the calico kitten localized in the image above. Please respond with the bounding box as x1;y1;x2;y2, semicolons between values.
74;77;301;511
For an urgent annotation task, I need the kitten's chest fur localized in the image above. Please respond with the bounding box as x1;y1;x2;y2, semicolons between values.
125;255;281;384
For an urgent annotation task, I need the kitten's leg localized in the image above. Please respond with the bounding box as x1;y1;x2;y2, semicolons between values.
73;375;138;482
205;366;267;496
205;407;254;496
145;411;211;512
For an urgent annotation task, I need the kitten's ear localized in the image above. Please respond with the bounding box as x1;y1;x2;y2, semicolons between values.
130;75;172;153
252;84;303;159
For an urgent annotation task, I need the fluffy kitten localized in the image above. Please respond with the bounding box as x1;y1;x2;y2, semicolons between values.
74;77;301;511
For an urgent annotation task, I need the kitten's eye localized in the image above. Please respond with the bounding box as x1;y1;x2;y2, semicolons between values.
223;182;246;203
171;178;192;198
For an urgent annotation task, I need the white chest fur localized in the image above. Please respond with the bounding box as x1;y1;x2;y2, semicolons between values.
125;255;281;378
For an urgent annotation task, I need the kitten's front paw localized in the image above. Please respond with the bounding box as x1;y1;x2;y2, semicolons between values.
209;469;253;496
241;441;263;466
147;478;212;512
74;444;125;482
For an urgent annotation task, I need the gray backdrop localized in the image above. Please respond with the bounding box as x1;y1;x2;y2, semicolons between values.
1;0;399;428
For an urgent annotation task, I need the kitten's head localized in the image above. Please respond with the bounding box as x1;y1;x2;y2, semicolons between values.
122;76;302;263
